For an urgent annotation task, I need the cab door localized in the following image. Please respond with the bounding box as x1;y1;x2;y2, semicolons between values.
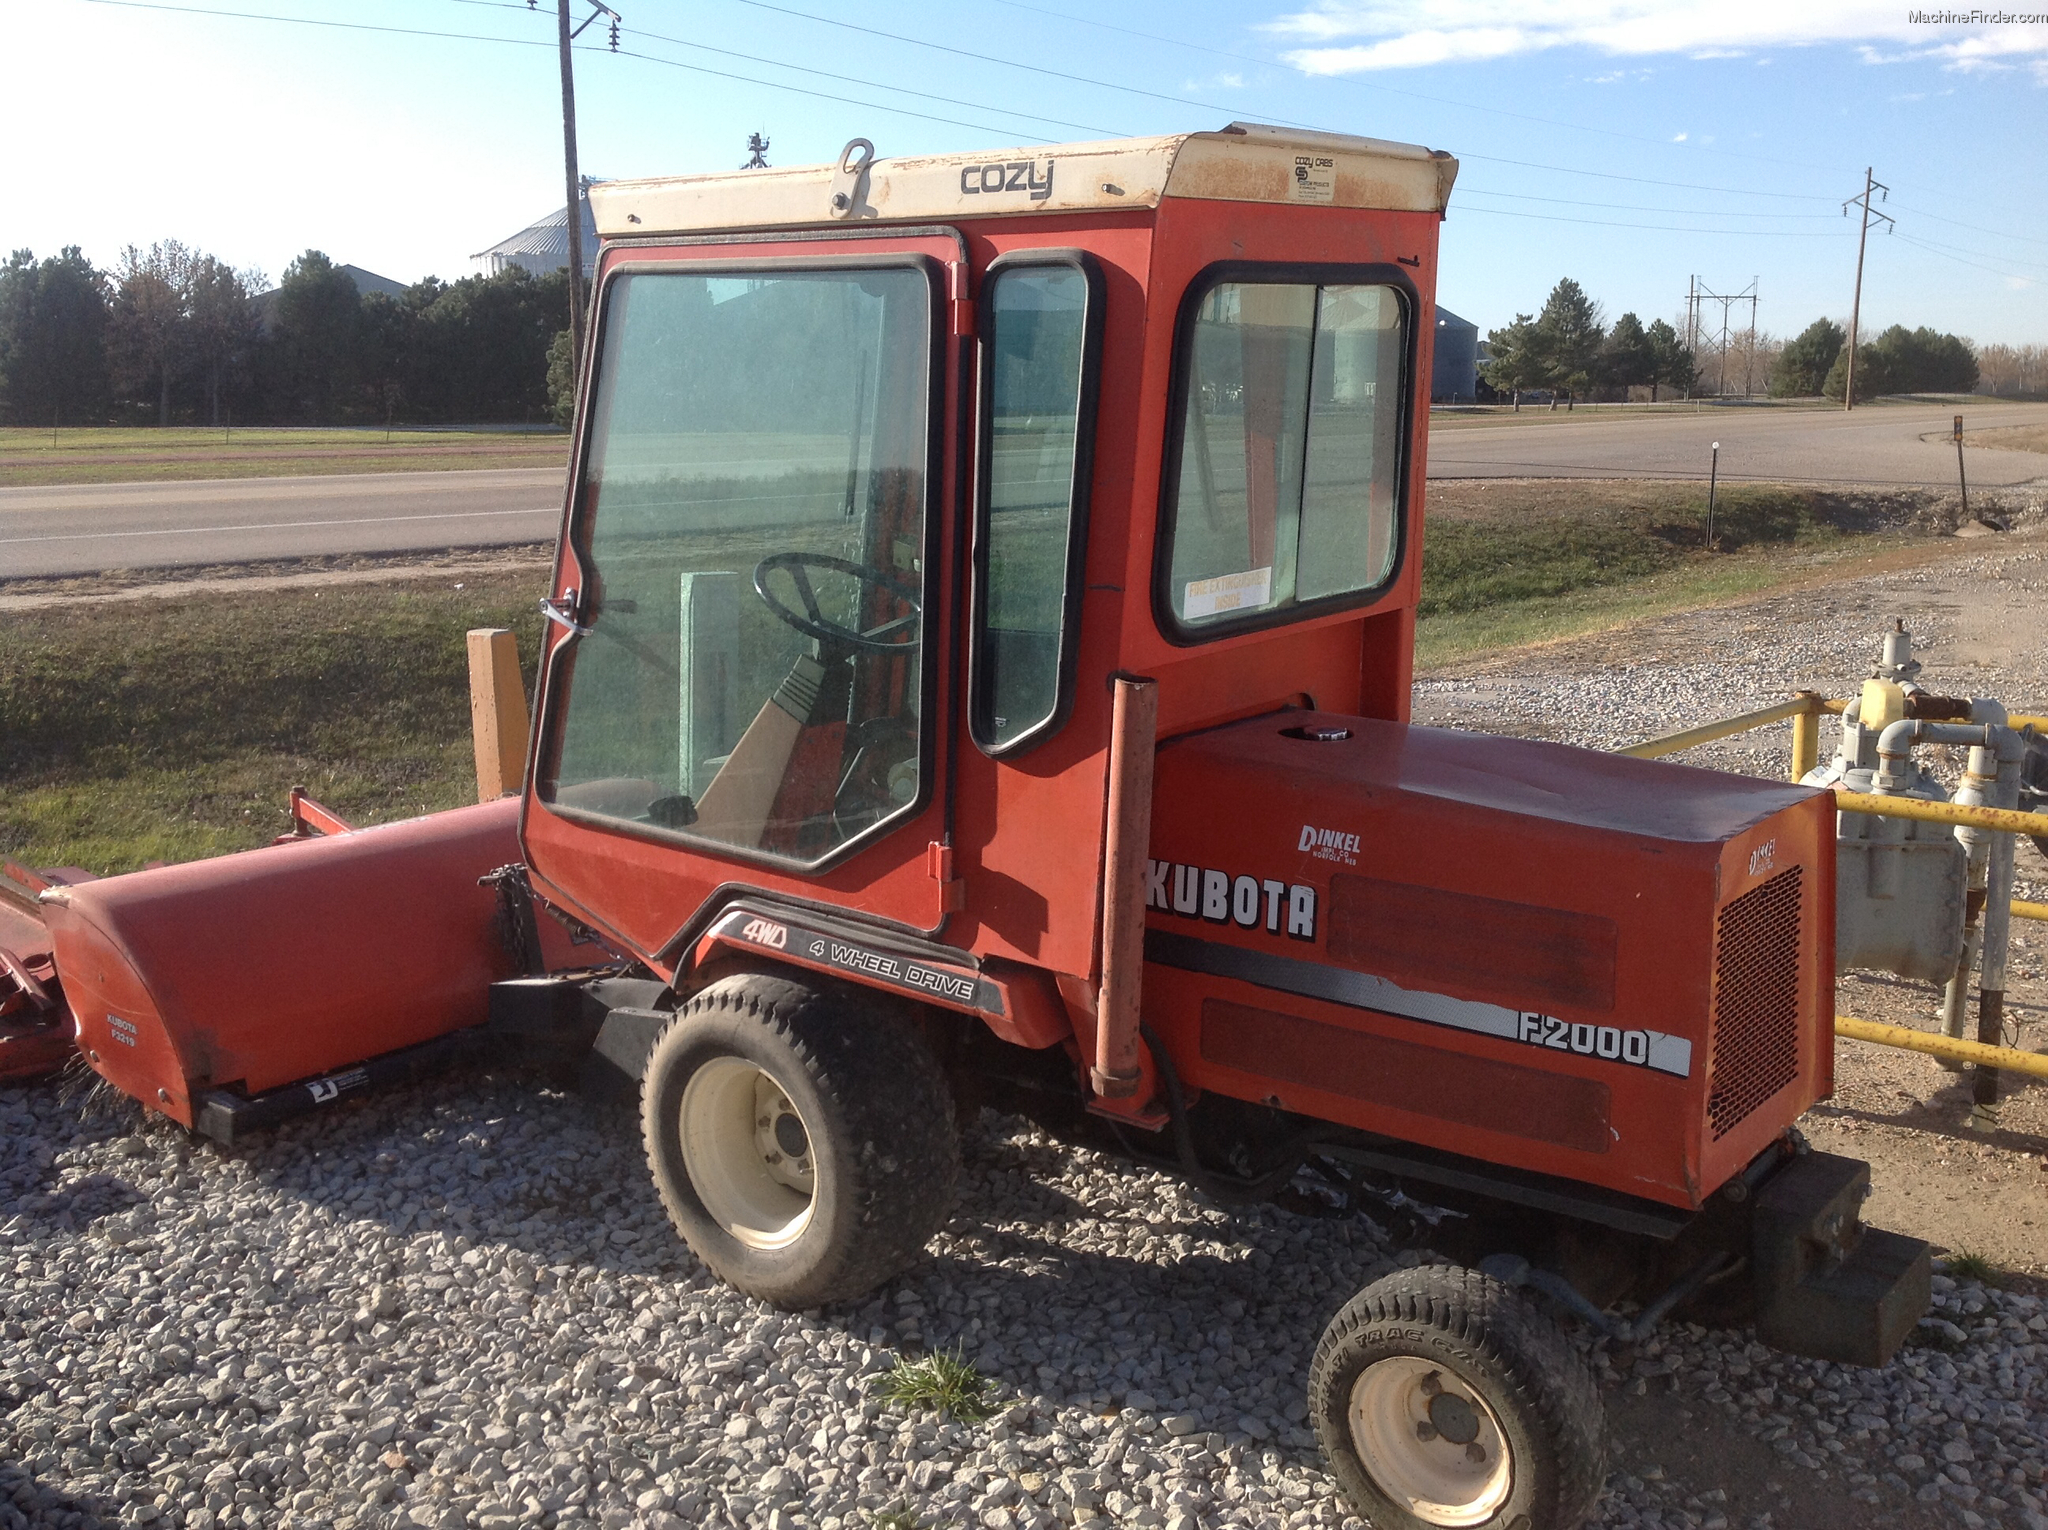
521;230;972;966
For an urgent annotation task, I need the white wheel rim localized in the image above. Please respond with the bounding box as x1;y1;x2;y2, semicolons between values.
1347;1356;1513;1527
679;1057;817;1250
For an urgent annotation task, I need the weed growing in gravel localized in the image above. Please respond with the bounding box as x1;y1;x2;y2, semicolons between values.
1945;1249;2002;1285
866;1506;926;1530
869;1346;996;1422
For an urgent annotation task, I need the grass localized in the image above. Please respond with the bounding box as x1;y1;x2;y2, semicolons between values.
0;425;567;487
1943;1250;2002;1286
1414;481;1931;669
0;478;1943;874
1970;423;2048;456
0;572;547;875
867;1347;997;1422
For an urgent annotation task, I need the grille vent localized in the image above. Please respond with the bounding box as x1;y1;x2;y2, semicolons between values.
1707;866;1804;1141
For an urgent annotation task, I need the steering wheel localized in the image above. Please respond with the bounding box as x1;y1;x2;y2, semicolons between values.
753;552;922;655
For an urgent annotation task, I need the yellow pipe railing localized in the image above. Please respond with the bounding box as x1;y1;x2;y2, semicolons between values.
1835;1014;2048;1081
1619;697;2048;922
1833;790;2048;839
1616;697;1818;762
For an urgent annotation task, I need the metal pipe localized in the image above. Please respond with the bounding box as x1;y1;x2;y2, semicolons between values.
1618;696;1816;761
1834;791;2048;838
1836;1014;2048;1081
1093;675;1158;1098
1789;691;1824;781
1938;746;1994;1062
2013;900;2048;922
1972;736;2024;1128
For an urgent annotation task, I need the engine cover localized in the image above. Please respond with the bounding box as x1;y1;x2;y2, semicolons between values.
1143;713;1836;1210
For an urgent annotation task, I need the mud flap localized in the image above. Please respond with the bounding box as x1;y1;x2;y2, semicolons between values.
1752;1150;1930;1368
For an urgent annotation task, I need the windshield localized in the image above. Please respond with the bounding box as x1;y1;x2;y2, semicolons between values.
542;263;935;865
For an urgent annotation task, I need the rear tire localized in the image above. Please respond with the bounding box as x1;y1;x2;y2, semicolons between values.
642;970;959;1307
1309;1264;1607;1530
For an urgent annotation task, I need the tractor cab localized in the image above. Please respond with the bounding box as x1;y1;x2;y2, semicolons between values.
522;123;1448;1001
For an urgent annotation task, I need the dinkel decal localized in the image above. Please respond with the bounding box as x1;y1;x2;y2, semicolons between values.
305;1067;369;1106
1297;824;1360;866
1146;928;1692;1078
1146;859;1316;940
959;159;1055;202
714;908;1003;1016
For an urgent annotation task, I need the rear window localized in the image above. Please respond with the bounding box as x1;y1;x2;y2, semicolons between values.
1157;274;1408;638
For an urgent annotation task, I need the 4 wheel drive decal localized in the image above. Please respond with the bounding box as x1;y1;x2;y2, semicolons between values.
1145;928;1692;1079
713;908;1006;1017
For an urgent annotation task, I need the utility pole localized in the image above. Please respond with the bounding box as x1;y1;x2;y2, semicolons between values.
552;0;621;375
1841;167;1893;412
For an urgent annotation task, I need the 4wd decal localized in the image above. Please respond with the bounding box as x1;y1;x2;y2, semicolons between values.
959;159;1055;201
712;908;1004;1017
1147;928;1692;1079
1146;859;1317;940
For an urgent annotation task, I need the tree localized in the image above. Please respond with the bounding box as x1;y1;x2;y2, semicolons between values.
1770;318;1844;398
1824;325;1977;401
108;241;199;425
547;328;575;426
187;256;261;426
1481;313;1549;405
1645;319;1695;402
271;251;366;423
1534;278;1605;403
0;247;110;426
1598;311;1654;399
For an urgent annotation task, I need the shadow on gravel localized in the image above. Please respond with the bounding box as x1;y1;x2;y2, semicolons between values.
0;1458;116;1530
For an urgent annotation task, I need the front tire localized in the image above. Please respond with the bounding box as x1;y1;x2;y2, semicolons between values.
642;970;959;1307
1309;1264;1607;1530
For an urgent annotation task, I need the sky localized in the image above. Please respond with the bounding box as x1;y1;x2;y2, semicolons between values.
4;0;2045;345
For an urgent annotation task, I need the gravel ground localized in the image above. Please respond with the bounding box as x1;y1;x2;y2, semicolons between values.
6;529;2048;1530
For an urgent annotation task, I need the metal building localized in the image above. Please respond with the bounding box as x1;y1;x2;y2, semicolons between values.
1432;306;1480;402
472;184;601;281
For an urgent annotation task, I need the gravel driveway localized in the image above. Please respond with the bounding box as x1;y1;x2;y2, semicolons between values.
7;527;2048;1530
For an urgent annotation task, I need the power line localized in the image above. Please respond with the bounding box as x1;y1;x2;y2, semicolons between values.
1457;152;1838;202
1886;201;2048;250
1452;205;1852;238
1895;234;2046;286
449;0;1124;134
1457;187;1842;220
82;0;1064;139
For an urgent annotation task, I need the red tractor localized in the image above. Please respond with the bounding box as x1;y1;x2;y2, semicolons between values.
34;124;1926;1530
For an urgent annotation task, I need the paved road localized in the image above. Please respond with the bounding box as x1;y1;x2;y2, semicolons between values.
4;401;2044;578
1427;398;2048;487
0;468;564;579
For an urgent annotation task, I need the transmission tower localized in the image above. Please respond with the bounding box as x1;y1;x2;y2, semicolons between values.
743;133;771;170
1841;168;1894;410
1688;278;1761;398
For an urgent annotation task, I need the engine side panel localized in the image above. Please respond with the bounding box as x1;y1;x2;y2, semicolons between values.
1144;713;1834;1209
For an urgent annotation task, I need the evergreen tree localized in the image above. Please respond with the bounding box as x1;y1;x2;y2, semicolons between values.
1480;313;1548;404
1770;318;1844;398
1534;278;1605;402
271;251;366;423
0;247;110;426
1645;319;1695;402
1599;312;1654;398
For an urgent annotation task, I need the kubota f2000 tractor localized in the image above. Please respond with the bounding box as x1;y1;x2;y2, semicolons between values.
46;125;1929;1530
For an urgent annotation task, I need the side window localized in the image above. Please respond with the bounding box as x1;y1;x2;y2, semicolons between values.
971;254;1101;754
1160;276;1407;636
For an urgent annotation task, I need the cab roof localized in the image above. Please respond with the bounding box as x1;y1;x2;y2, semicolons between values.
589;122;1458;240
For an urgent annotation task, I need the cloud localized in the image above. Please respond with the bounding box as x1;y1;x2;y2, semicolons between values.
1671;131;1688;141
1269;1;2048;78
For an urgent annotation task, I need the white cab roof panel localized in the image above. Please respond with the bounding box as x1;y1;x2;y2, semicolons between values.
590;123;1458;239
